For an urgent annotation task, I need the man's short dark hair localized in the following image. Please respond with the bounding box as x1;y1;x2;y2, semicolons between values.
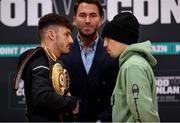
38;13;73;40
74;0;103;17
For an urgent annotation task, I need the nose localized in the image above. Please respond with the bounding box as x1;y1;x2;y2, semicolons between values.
103;39;107;48
69;36;73;44
85;16;90;24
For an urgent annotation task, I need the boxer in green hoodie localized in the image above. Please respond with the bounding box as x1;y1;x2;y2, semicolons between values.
101;12;160;122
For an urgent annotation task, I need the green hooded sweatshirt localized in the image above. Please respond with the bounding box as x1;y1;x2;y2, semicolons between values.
111;41;160;122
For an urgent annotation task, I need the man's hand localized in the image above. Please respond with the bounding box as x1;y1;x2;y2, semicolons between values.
73;101;79;114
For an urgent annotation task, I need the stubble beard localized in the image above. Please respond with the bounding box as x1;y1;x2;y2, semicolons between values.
79;29;97;39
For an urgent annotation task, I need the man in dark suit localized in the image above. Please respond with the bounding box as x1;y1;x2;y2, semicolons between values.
60;0;119;122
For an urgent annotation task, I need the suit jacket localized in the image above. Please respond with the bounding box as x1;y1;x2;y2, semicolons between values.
60;38;119;122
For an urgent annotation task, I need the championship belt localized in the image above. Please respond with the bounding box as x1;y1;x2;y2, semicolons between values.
52;63;70;95
43;46;70;95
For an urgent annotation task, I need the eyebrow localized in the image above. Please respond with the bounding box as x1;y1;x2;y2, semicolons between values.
79;12;98;15
65;30;71;34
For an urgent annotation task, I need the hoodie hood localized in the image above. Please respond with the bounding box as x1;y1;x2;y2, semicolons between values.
119;41;157;66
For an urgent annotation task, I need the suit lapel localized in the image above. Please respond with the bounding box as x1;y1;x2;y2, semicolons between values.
79;39;106;97
69;39;87;79
69;38;107;97
87;39;106;80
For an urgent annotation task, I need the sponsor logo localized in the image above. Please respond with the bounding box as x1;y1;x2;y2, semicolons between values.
0;44;37;57
9;73;25;109
152;42;180;55
2;42;180;57
107;0;180;24
156;76;180;104
0;0;179;27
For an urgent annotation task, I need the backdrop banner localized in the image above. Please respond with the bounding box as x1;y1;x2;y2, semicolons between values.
0;0;180;121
